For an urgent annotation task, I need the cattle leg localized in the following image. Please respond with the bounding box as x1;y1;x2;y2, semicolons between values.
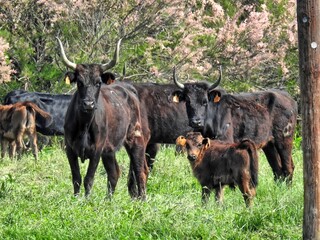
1;137;7;158
275;141;295;183
101;151;120;198
66;145;82;196
239;171;254;207
28;133;38;161
201;186;211;204
15;130;25;160
83;154;101;197
128;161;138;198
262;142;283;181
146;143;160;170
125;144;148;200
9;141;16;159
214;186;225;204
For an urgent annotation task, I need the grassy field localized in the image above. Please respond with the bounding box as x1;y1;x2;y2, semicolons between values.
0;138;303;239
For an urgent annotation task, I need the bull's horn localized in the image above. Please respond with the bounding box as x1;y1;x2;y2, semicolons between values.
102;38;122;72
56;37;77;70
173;66;185;89
209;65;222;90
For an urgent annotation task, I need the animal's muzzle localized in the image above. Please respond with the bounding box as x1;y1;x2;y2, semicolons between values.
175;145;185;156
190;118;203;128
187;154;197;162
82;99;95;111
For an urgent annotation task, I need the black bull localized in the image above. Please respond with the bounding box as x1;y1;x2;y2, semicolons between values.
203;89;298;182
57;37;149;198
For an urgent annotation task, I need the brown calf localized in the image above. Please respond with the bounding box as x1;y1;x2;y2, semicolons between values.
176;132;259;207
0;101;52;160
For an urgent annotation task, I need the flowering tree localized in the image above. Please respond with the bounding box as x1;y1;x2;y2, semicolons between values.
0;0;298;98
0;37;13;84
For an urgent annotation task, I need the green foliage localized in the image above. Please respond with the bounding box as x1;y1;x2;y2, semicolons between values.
216;0;238;17
0;174;15;199
265;0;288;19
0;143;303;239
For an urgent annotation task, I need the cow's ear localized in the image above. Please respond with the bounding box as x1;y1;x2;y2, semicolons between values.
101;72;116;85
176;136;186;147
171;90;185;103
65;72;76;84
202;138;210;149
208;90;221;103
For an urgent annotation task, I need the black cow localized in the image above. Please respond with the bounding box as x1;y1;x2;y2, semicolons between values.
3;90;72;136
57;37;148;199
203;89;297;182
130;82;193;168
172;66;222;129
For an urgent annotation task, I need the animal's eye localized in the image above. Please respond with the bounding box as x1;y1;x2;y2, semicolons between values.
197;143;202;148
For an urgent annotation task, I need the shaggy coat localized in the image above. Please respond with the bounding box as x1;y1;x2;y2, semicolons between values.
203;89;297;182
177;132;259;207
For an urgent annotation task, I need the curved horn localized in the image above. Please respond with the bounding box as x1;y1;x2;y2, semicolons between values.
209;65;222;90
173;66;185;89
56;37;76;70
102;38;122;72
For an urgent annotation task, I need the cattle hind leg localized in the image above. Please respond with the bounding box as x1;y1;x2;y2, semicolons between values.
125;141;148;200
238;170;255;207
145;143;160;171
262;142;284;181
214;185;225;205
101;151;120;198
26;131;38;161
201;186;211;204
275;139;295;184
1;136;8;158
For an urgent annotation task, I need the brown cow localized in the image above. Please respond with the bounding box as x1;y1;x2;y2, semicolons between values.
0;101;52;160
176;132;259;207
57;37;149;199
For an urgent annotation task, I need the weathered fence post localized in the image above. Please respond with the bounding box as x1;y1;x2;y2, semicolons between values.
297;0;320;239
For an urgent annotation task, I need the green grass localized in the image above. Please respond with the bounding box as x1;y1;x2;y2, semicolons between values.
0;144;303;239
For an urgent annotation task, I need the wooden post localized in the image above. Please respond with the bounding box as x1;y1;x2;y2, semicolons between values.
297;1;320;239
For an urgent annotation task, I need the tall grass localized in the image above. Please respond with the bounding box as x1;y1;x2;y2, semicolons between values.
0;142;303;239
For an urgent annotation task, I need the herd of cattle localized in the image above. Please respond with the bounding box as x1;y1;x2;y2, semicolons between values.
0;38;298;206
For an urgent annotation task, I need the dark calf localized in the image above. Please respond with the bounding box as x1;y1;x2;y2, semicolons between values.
177;132;259;207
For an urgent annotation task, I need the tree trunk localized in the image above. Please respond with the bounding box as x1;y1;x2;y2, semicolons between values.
297;1;320;239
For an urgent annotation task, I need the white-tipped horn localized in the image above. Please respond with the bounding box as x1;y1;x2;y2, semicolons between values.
209;65;222;91
102;38;122;72
56;37;76;70
173;66;185;89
